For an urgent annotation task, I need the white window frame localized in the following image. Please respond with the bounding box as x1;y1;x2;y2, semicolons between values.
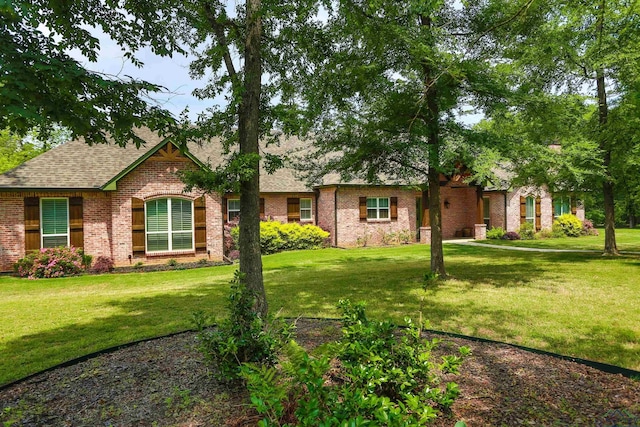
145;198;194;253
483;197;491;228
554;197;571;218
367;197;390;220
40;198;70;248
300;198;312;221
525;196;535;224
227;198;240;222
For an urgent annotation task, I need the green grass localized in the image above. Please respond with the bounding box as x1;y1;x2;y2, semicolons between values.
477;227;640;251
1;240;639;386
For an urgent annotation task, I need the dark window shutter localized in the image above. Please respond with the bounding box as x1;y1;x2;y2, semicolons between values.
359;197;367;222
571;197;577;215
520;196;526;225
287;198;300;222
222;197;228;222
390;197;398;221
260;197;265;218
132;197;145;256
69;197;84;249
535;197;542;231
194;196;207;253
24;197;40;251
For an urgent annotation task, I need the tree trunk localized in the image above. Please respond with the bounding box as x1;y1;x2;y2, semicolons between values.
420;13;446;277
596;68;618;255
238;0;267;317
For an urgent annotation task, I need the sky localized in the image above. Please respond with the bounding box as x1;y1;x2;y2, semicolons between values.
78;26;483;125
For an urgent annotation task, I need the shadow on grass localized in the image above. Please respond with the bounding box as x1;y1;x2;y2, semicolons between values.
0;281;229;386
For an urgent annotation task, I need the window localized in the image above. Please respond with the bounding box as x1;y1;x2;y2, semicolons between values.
41;198;69;247
145;198;193;252
367;197;390;220
483;197;490;228
554;197;571;218
300;198;312;220
525;196;535;224
228;199;240;222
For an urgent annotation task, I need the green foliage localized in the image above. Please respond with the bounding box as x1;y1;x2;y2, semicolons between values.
241;300;470;426
534;228;555;240
14;246;85;279
486;227;505;240
552;214;583;238
193;271;293;381
231;221;329;255
167;259;178;267
518;222;535;240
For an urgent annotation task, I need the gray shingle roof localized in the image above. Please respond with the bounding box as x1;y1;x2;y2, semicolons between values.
0;129;313;193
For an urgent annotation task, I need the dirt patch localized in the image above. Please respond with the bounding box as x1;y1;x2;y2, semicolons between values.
1;319;638;426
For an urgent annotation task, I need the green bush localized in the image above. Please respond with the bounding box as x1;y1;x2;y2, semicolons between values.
193;271;293;381
552;214;583;237
14;246;85;279
231;220;330;255
241;300;470;426
486;227;505;239
519;222;535;240
534;228;554;239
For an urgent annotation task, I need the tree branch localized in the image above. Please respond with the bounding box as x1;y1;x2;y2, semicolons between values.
202;2;237;80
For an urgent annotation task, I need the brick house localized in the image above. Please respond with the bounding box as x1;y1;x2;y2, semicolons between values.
0;130;584;271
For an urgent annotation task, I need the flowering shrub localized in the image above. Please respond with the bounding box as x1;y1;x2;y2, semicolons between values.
581;219;599;236
91;256;115;274
552;214;583;237
502;231;521;240
223;221;239;256
14;246;85;279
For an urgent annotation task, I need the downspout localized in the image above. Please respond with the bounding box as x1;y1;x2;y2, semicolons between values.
504;191;508;230
334;186;339;247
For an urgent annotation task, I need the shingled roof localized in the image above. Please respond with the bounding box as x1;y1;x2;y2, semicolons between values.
0;129;313;193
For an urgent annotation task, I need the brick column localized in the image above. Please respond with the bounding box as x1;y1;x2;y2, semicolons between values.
474;224;487;240
420;226;431;244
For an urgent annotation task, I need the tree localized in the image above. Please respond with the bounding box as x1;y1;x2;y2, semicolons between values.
0;126;71;173
1;1;181;146
296;1;521;276
495;0;640;254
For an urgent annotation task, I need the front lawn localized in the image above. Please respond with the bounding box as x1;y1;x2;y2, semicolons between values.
1;243;639;385
477;227;640;252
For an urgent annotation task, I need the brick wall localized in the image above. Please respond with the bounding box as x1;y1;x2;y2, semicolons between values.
261;193;317;224
506;186;554;232
111;158;224;265
317;188;337;245
440;186;478;238
0;194;24;271
0;191;112;271
334;187;417;247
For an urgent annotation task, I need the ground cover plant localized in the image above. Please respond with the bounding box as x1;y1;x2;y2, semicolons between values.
1;237;639;386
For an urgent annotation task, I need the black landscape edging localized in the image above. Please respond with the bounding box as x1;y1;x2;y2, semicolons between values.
294;316;640;379
2;318;639;393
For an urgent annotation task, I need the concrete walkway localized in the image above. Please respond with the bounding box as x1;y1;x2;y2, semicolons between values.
444;239;640;255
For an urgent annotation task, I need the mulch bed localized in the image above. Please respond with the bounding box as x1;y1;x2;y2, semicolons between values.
1;319;638;426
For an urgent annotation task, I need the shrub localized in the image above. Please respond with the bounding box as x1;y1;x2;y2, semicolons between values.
14;246;84;279
193;271;293;381
224;221;239;256
81;252;93;270
534;228;554;239
581;219;599;236
167;258;178;267
231;220;330;255
241;300;470;426
91;256;114;274
486;227;505;240
519;222;535;240
552;214;583;237
502;231;521;240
